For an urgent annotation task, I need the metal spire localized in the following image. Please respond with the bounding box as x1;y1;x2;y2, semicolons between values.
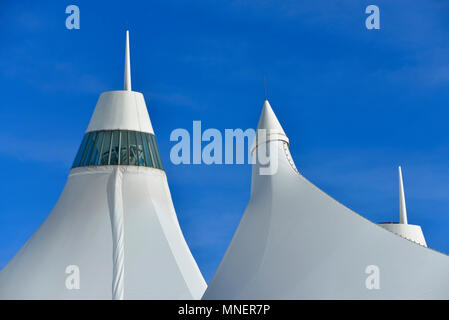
124;30;131;91
398;166;408;224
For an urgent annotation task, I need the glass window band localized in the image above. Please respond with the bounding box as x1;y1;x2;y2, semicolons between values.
72;130;163;170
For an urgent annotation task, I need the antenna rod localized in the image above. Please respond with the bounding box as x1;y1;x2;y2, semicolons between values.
124;30;131;91
398;166;408;224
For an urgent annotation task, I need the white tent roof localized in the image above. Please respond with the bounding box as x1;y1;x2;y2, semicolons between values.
0;31;206;300
204;99;449;299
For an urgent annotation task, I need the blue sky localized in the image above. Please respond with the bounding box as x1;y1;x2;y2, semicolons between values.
1;0;449;282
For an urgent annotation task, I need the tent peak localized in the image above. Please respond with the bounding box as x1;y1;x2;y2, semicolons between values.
257;99;286;135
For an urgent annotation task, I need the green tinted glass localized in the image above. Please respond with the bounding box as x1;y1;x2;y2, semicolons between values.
72;130;163;170
99;131;112;165
119;131;129;165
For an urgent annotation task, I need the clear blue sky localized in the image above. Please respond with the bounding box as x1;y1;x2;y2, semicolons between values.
1;0;448;282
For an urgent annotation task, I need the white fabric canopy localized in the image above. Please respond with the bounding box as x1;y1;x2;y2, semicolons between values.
204;100;449;299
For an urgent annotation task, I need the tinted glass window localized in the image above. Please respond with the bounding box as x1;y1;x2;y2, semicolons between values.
119;131;129;165
72;130;163;170
141;132;152;167
110;130;119;165
81;132;97;166
99;131;112;165
136;132;146;166
146;133;157;167
150;134;163;169
72;134;89;168
128;131;138;166
89;131;104;166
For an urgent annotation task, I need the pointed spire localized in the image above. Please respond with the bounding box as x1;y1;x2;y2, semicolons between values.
257;100;286;135
398;166;408;224
251;99;289;155
124;30;131;91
